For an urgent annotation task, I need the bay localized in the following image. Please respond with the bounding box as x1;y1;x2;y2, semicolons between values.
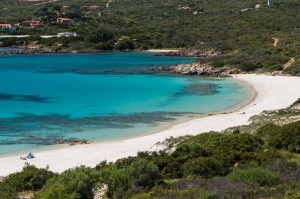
0;52;248;155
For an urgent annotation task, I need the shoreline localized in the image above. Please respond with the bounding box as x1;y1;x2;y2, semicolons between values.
0;47;181;55
0;77;252;159
0;74;300;176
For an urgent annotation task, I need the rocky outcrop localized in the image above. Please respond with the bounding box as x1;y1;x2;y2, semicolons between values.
283;57;295;69
156;63;240;77
163;49;221;57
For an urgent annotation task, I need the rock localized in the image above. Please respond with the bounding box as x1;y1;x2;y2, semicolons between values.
270;71;283;76
163;49;221;57
93;184;108;199
158;62;239;77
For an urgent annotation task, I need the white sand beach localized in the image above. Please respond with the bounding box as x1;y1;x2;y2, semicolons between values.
1;74;300;176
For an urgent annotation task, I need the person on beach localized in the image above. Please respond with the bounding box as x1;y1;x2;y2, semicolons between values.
20;152;35;160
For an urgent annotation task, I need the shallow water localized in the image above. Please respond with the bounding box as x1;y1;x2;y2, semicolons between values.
0;52;248;155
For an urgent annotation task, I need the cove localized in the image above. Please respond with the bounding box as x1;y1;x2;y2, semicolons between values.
0;52;248;156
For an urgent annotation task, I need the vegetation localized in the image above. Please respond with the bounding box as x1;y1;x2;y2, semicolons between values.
0;164;55;199
35;166;101;199
1;101;300;199
228;166;281;186
258;121;300;153
0;0;299;74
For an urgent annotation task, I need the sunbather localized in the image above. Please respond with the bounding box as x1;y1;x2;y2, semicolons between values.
20;152;35;160
26;152;35;159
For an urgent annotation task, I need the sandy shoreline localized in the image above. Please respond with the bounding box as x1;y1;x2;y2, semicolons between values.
1;74;300;176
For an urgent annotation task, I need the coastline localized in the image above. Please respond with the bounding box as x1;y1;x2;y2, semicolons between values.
0;77;252;158
0;74;300;176
0;47;181;55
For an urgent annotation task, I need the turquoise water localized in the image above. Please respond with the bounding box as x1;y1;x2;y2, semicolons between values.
0;52;248;156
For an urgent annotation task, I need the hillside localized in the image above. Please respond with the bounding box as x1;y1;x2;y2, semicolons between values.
0;0;299;74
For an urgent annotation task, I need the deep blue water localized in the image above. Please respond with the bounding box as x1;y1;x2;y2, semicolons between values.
0;52;248;155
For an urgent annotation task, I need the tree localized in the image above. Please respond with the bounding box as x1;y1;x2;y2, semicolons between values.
128;159;161;189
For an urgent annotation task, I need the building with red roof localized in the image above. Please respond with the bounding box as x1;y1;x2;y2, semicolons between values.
57;18;73;24
0;24;16;30
24;20;44;28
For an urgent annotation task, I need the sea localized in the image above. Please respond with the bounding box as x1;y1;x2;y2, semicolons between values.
0;51;249;156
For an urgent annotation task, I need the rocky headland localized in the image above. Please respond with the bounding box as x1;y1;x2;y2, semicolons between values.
155;62;241;77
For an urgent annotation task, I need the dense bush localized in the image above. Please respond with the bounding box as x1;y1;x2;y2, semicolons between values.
1;38;17;47
0;183;18;199
257;121;300;152
36;166;101;199
96;159;161;198
1;164;55;192
143;133;265;179
105;169;130;199
270;121;300;152
0;165;54;199
128;159;161;189
183;157;224;178
177;133;263;154
228;166;281;186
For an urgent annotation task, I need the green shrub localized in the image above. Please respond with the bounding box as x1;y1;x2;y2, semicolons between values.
258;121;300;153
228;166;280;186
102;159;161;198
2;164;55;192
0;183;18;199
1;38;17;47
270;121;300;153
183;157;224;178
106;169;130;199
256;123;280;141
128;159;162;189
36;166;101;199
177;132;263;155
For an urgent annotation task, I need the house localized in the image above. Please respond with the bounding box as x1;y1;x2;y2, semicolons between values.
57;32;77;37
25;20;44;28
0;24;16;30
57;18;73;24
